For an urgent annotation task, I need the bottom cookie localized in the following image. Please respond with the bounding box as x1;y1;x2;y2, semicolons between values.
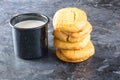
56;41;95;63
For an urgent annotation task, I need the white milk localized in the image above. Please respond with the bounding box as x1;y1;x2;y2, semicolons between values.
15;20;45;28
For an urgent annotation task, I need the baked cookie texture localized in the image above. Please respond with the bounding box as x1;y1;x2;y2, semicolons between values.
53;7;87;32
53;7;95;63
54;35;90;49
53;22;92;42
56;41;95;63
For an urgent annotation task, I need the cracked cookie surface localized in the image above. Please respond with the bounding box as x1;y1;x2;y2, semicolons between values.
53;7;87;32
53;22;92;42
54;35;91;49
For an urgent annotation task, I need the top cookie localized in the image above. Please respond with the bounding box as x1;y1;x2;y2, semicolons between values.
53;7;87;32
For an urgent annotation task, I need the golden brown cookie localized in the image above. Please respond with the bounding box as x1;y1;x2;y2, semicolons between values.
53;7;87;32
54;35;90;49
53;22;92;42
70;22;92;38
56;51;88;63
56;41;95;63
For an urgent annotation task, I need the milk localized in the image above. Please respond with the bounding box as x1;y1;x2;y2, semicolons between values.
15;20;45;28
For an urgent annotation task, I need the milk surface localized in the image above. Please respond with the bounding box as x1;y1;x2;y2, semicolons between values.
15;20;45;28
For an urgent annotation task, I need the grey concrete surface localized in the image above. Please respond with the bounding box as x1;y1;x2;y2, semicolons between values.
0;0;120;80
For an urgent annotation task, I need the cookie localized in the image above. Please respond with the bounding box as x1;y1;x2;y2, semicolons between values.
70;22;92;38
54;35;90;49
53;22;92;42
56;41;95;63
56;51;88;63
53;7;87;32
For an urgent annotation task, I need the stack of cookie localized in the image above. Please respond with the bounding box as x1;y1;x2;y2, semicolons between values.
53;7;95;63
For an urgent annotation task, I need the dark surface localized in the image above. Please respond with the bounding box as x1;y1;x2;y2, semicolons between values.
0;0;120;80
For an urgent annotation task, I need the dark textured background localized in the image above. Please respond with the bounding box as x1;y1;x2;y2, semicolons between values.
0;0;120;80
